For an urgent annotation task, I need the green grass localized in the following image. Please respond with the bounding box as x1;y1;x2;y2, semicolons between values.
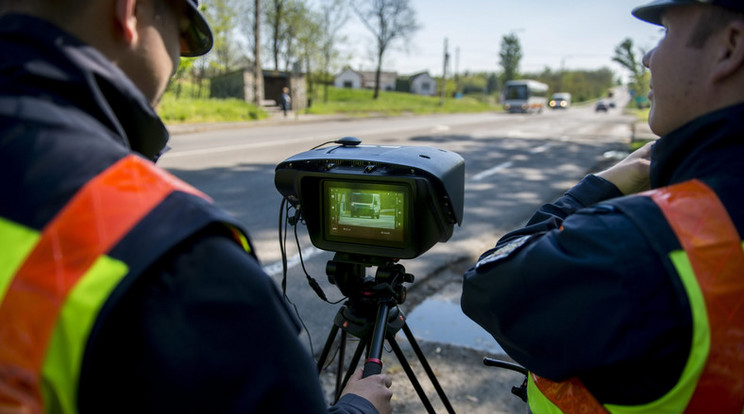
625;107;653;151
158;94;267;124
306;88;497;116
624;107;650;124
158;85;498;123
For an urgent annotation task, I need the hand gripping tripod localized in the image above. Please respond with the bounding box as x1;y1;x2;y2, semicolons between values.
316;254;456;414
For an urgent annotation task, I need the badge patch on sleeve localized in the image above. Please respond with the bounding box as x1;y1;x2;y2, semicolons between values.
475;235;535;271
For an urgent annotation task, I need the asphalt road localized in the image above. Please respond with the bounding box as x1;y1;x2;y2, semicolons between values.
158;99;637;357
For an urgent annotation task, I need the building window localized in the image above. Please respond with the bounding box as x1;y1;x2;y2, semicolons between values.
344;81;353;88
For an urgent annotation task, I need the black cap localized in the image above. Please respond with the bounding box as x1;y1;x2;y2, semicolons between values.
181;0;213;57
633;0;744;25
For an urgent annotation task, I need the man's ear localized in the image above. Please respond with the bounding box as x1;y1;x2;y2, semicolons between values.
710;19;744;83
114;0;138;47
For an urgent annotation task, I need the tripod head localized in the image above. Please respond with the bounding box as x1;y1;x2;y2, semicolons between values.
326;253;414;312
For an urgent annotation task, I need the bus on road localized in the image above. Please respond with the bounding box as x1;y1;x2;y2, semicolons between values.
502;80;548;113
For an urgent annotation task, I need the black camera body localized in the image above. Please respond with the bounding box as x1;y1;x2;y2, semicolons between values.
275;139;464;259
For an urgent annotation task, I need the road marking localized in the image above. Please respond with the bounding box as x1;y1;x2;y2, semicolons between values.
530;143;553;153
262;246;325;276
469;161;513;181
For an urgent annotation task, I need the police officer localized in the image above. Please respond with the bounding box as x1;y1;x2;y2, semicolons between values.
0;1;392;413
462;0;744;412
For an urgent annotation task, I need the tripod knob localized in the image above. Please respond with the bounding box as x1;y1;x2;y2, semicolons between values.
403;273;414;284
326;261;338;285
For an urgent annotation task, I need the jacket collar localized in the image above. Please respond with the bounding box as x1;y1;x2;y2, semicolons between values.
0;14;169;161
650;103;744;188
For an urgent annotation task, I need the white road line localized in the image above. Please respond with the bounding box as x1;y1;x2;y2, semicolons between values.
530;143;553;153
469;161;513;181
262;246;325;276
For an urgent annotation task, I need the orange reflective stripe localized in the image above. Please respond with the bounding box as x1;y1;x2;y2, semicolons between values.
649;180;744;413
0;155;206;413
531;373;609;413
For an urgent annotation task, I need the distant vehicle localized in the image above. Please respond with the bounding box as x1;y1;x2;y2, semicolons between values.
350;192;381;218
502;80;548;113
595;100;609;112
549;92;572;109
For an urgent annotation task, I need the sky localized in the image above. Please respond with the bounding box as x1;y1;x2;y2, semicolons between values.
337;0;664;80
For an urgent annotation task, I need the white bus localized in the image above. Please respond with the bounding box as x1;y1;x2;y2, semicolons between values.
502;80;548;113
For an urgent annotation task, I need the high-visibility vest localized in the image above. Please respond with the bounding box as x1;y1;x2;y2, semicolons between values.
0;154;250;414
526;179;744;413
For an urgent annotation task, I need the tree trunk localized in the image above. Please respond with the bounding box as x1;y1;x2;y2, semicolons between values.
254;0;263;107
374;54;383;100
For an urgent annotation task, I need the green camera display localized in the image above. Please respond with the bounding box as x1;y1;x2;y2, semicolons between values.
324;180;409;246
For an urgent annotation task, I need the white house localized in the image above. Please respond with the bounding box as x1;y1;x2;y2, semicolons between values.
334;68;397;92
334;68;362;89
409;72;437;96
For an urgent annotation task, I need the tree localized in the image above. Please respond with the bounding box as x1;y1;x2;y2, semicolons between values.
499;33;522;84
279;1;307;72
265;0;317;73
253;0;263;106
523;67;614;103
266;0;286;71
486;73;499;94
294;3;322;110
351;0;420;99
169;59;195;98
202;0;243;73
316;0;349;103
613;38;649;108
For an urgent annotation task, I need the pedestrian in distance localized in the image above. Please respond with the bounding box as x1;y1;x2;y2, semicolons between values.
461;0;744;412
0;0;392;413
281;86;292;117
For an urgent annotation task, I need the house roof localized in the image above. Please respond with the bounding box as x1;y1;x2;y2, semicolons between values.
337;69;397;84
409;72;433;81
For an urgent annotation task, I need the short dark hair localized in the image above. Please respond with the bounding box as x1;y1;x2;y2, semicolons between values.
688;6;744;48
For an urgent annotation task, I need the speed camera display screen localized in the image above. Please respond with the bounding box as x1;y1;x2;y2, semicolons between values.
323;180;409;245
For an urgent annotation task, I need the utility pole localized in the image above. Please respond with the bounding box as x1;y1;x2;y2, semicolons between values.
253;0;264;108
440;37;449;106
455;46;460;97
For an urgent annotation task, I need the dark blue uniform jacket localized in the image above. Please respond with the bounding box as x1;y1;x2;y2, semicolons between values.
462;102;744;405
0;14;374;414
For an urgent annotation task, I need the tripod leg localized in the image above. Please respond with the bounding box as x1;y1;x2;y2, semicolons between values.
317;323;340;373
334;335;368;403
335;329;347;396
401;323;457;414
386;333;437;414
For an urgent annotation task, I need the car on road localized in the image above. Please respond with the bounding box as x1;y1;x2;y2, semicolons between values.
549;92;571;109
595;100;609;112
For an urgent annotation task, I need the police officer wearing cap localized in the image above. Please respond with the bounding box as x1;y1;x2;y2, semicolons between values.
0;1;392;413
462;0;744;413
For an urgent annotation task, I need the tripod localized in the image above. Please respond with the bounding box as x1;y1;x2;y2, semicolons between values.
316;254;456;414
